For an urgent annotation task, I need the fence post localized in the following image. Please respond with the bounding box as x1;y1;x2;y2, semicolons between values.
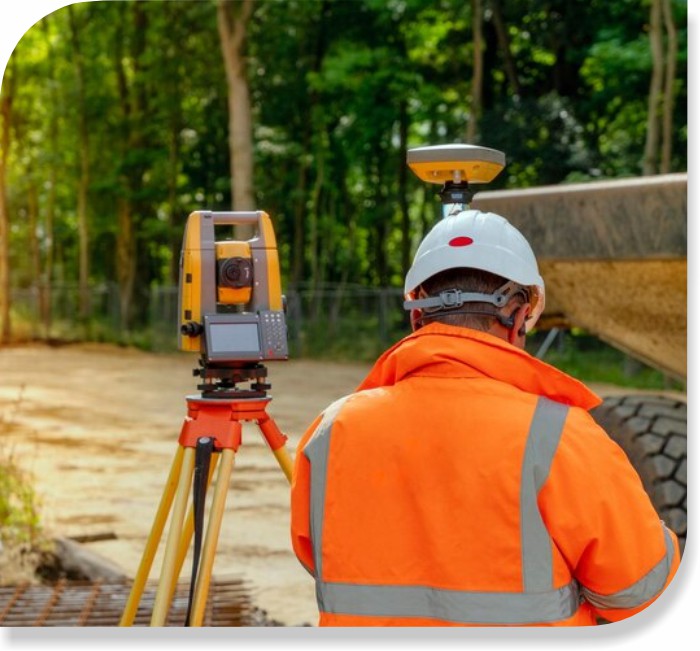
285;289;302;356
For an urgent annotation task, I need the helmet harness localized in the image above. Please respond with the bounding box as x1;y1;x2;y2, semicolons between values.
403;210;545;334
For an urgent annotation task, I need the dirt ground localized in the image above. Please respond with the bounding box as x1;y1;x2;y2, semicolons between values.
0;343;372;626
0;343;686;626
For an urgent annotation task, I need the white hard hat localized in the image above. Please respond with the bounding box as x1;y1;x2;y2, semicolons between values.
404;209;545;331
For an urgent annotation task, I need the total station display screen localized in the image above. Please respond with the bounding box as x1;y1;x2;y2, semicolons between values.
208;322;261;354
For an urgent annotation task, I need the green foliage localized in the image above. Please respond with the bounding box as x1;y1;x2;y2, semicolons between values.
0;0;688;344
0;390;46;583
0;388;42;550
0;454;42;548
297;315;408;362
533;331;684;390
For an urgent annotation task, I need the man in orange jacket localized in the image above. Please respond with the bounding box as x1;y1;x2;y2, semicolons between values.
290;209;680;626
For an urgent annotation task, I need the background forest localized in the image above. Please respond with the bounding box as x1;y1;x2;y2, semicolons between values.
0;0;688;360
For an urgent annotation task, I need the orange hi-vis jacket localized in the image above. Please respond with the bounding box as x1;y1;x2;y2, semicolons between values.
290;323;680;626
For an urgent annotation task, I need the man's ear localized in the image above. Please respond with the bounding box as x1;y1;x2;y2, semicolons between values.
508;304;531;346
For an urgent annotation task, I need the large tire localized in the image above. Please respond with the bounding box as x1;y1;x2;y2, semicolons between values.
591;395;687;556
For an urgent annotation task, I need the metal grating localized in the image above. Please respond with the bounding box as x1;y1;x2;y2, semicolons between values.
0;577;260;626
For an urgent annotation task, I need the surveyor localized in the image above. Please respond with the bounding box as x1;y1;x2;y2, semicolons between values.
290;208;680;626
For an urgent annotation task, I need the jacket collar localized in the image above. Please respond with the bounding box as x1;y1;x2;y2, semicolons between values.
356;322;601;411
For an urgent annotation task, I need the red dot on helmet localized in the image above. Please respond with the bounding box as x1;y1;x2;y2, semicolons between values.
449;236;474;247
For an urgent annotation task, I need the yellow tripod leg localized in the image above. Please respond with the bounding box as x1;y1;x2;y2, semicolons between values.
120;445;185;626
150;446;196;626
272;446;293;485
257;417;293;484
188;447;236;626
167;451;221;610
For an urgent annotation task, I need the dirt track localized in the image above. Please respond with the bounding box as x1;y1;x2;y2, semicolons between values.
0;343;686;625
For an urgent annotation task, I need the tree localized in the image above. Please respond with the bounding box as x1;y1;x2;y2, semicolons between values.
38;17;59;336
489;0;521;96
68;4;92;326
0;57;13;343
217;0;255;239
643;0;664;174
643;0;680;175
467;0;484;142
0;0;687;346
660;0;678;173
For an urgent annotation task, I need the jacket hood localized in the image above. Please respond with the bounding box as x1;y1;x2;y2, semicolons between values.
356;323;601;411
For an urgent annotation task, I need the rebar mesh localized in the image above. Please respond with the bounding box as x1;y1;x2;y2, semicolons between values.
0;578;259;627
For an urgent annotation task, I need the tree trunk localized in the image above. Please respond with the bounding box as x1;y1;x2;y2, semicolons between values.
217;0;255;240
162;2;184;286
309;142;325;290
490;0;521;96
467;0;484;142
372;152;389;287
329;180;355;331
292;156;309;287
41;18;57;337
660;0;678;174
167;100;182;286
292;0;329;287
114;8;132;332
0;57;14;344
112;2;147;333
28;184;41;308
642;0;663;175
166;158;181;285
117;198;136;331
308;126;330;321
68;5;91;325
398;100;410;277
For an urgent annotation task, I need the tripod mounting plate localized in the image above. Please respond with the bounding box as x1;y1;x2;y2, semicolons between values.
407;144;505;185
194;360;271;399
185;394;272;407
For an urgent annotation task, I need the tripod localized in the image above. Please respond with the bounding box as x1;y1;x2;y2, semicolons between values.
119;370;293;627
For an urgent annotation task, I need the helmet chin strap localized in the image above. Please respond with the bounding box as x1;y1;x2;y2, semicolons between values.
406;281;530;336
415;308;525;336
404;289;508;312
404;281;528;313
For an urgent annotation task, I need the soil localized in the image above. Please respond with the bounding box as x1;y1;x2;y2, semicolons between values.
0;342;686;626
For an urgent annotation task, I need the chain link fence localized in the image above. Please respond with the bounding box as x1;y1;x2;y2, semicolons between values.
149;283;409;359
9;283;410;360
7;282;683;388
10;283;123;342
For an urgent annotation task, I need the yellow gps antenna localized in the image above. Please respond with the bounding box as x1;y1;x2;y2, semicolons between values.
407;144;506;217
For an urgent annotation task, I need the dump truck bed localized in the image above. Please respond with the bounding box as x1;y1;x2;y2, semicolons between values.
472;174;687;381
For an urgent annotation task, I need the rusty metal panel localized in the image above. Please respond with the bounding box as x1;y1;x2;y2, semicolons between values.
0;578;260;627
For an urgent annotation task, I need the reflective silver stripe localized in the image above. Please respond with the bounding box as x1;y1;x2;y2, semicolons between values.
582;524;676;610
302;395;352;582
318;580;580;624
520;397;570;592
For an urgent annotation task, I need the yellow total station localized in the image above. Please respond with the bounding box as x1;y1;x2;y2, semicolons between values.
119;210;291;628
178;210;283;356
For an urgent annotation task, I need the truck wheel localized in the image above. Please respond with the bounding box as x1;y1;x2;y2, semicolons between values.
591;395;686;555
